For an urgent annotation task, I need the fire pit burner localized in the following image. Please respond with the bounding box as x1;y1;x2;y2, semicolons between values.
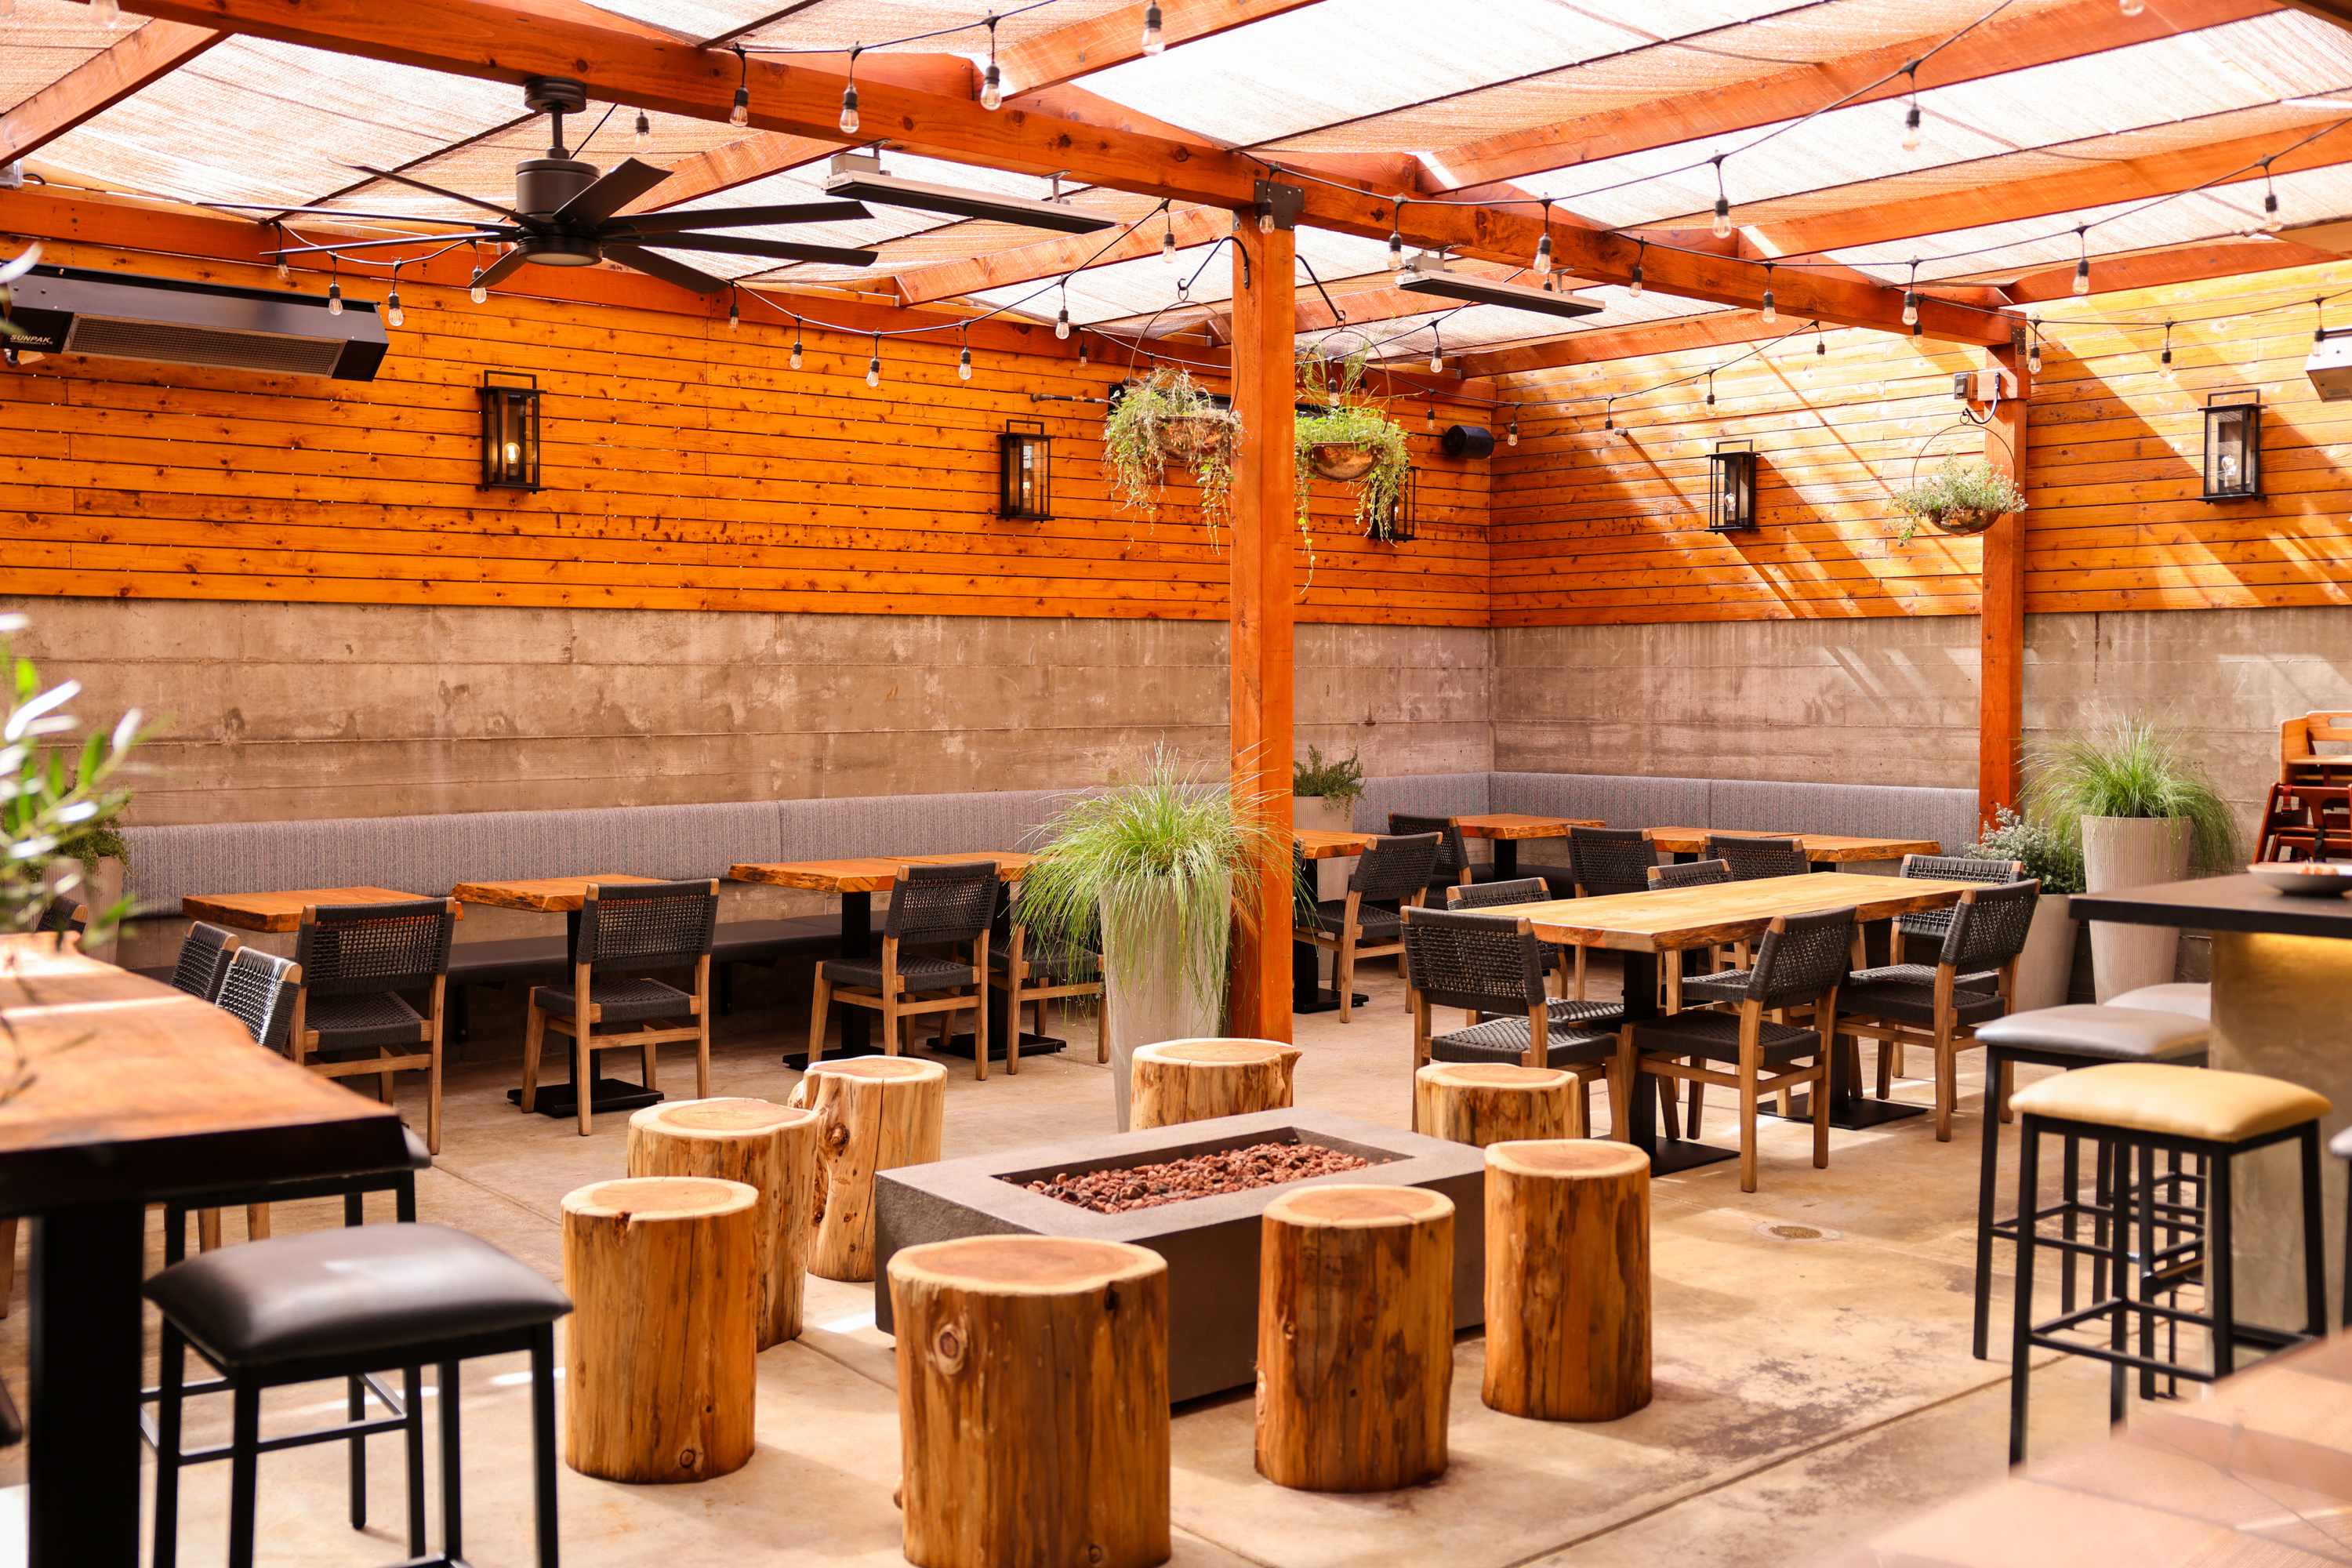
1020;1141;1374;1214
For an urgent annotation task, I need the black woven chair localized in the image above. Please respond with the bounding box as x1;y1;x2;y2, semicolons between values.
1389;812;1494;895
1838;879;2041;1142
1400;906;1618;1137
292;898;457;1153
521;879;718;1135
1294;833;1439;1023
1444;874;1559;997
32;896;86;937
1645;859;1738;1013
1707;833;1813;880
1558;826;1655;1003
1895;853;2023;963
215;946;303;1054
169;920;243;1001
986;883;1103;1074
1630;906;1857;1192
810;861;998;1076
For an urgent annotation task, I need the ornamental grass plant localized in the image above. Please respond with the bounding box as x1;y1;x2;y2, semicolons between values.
2024;717;2238;875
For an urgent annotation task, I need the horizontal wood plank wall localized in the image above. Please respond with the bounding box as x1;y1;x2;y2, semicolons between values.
1490;260;2352;626
0;241;1490;626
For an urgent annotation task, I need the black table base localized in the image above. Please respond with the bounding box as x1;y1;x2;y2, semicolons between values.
1291;935;1369;1014
31;1205;144;1566
1620;950;1740;1171
935;1031;1070;1061
506;1078;665;1120
1757;1035;1929;1130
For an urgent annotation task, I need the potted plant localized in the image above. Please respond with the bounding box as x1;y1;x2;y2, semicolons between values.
1966;805;2083;1011
1018;748;1285;1131
2026;719;2237;1000
1891;458;2025;542
1102;365;1240;529
1294;346;1412;539
1291;746;1365;904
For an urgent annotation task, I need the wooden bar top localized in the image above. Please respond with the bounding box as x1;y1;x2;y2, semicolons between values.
180;886;454;934
1490;872;1984;953
1295;829;1376;859
731;854;1031;894
450;873;660;912
1644;827;1943;862
0;936;408;1213
1450;813;1602;840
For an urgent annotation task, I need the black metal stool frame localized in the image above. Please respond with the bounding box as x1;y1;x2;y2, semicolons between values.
2009;1109;2325;1465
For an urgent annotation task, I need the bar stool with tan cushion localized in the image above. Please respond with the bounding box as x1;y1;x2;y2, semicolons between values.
2006;1062;2329;1465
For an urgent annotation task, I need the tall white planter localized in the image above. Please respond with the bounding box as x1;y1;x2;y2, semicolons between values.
2012;893;2077;1013
2081;816;2192;1001
1099;882;1224;1131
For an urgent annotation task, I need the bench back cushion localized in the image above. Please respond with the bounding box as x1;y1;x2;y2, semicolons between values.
1491;771;1711;833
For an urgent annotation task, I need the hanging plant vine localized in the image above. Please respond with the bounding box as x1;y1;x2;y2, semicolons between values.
1101;364;1240;541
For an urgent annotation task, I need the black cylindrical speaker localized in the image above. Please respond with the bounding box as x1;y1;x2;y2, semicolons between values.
1441;423;1494;459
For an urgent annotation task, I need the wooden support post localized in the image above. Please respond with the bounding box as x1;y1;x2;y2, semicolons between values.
560;1176;760;1483
1979;339;2032;828
1414;1062;1580;1145
787;1057;946;1283
1255;1185;1454;1492
891;1236;1172;1568
1482;1140;1652;1421
1130;1038;1302;1129
627;1098;820;1349
1229;211;1298;1044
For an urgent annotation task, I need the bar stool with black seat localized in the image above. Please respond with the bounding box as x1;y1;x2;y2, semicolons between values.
147;1223;570;1568
521;878;719;1134
1402;906;1621;1137
986;882;1104;1073
1707;833;1812;881
2007;1062;2329;1464
1967;1001;2212;1359
1563;826;1656;1001
1389;812;1494;896
1294;833;1438;1024
808;860;998;1075
293;898;458;1153
1626;906;1857;1193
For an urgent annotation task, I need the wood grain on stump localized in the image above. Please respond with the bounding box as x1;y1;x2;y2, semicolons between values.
1414;1062;1578;1146
627;1097;819;1349
891;1234;1171;1568
1130;1038;1303;1130
1254;1184;1454;1492
561;1175;759;1483
787;1055;946;1283
1483;1139;1651;1421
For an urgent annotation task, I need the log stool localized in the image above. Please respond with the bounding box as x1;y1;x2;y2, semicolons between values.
561;1176;760;1483
1414;1062;1579;1146
1483;1140;1650;1421
891;1235;1171;1568
1130;1038;1303;1130
1255;1184;1454;1492
789;1056;947;1282
628;1098;820;1349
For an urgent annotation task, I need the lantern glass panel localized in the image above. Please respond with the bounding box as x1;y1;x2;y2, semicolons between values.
998;424;1050;520
2202;400;2259;500
479;373;541;492
1708;446;1756;532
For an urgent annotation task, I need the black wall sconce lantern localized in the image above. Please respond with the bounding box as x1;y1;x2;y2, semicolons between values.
2201;390;2261;500
1369;465;1418;543
998;417;1051;520
1707;438;1757;532
479;371;541;491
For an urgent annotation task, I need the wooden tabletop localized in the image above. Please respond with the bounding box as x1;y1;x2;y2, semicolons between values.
0;936;408;1211
730;854;1031;894
1493;872;1986;953
450;873;661;912
1295;829;1376;859
1450;813;1603;840
180;886;455;934
1644;827;1943;862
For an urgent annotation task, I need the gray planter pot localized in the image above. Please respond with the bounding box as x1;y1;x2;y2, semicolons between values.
1098;882;1224;1132
2081;815;2192;1000
2013;892;2076;1014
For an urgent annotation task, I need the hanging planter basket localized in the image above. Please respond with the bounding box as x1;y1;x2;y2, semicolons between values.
1921;506;2005;537
1307;441;1379;482
1155;413;1234;462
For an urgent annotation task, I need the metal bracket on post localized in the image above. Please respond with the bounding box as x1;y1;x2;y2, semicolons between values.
1252;179;1305;233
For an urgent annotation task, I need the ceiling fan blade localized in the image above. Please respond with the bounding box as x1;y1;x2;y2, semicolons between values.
550;157;672;228
613;201;873;233
347;165;534;227
265;231;506;256
637;234;878;267
603;243;731;295
474;247;533;290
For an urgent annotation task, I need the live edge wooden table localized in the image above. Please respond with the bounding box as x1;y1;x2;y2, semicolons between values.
1501;872;1984;1167
1294;829;1377;1014
1449;814;1603;878
0;935;409;1568
181;884;458;933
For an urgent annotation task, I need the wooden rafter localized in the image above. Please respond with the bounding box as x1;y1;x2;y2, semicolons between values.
1454;310;1795;378
0;20;224;162
894;204;1230;303
997;0;1330;95
1997;234;2340;301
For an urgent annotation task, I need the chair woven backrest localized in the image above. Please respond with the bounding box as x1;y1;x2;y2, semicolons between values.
1940;880;2042;974
296;899;456;996
34;897;85;935
1649;858;1732;890
1897;854;2022;938
1388;813;1470;877
1745;906;1857;1007
1446;877;1552;909
215;947;301;1053
578;880;719;971
1708;834;1813;880
884;861;1000;946
1566;826;1653;896
1400;907;1544;1014
170;921;241;1001
1348;834;1441;903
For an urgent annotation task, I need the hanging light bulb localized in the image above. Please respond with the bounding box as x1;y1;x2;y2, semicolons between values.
2160;323;2176;380
275;255;289;283
1760;263;1777;325
1507;410;1519;447
958;345;972;381
1705;372;1715;408
2027;324;2042;377
1078;336;1088;366
1425;403;1436;430
866;335;881;388
1141;2;1163;55
1603;399;1614;432
837;45;859;134
1901;67;1923;153
981;13;1003;110
93;0;119;26
1902;292;1918;326
385;272;404;328
789;320;804;371
0;1;16;21
1428;328;1443;376
1629;239;1646;298
1710;156;1732;239
1162;217;1177;263
1055;300;1071;339
727;295;739;332
1534;198;1555;277
2260;160;2284;233
327;272;343;316
2121;0;2144;14
732;44;753;128
633;111;652;152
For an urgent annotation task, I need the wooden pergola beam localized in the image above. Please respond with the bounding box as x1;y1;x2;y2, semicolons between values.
997;0;1328;94
0;20;225;162
1998;234;2340;302
895;204;1230;304
1454;310;1792;377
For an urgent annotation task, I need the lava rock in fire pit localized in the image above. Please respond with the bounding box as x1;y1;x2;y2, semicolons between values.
1024;1142;1372;1214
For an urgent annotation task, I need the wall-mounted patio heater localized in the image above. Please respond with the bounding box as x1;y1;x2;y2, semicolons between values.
479;371;542;491
999;418;1051;520
2201;390;2261;501
1707;439;1758;532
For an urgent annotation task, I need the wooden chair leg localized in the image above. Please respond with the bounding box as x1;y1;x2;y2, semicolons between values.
1573;946;1588;1001
1607;1033;1637;1142
1687;1071;1705;1138
640;1032;659;1094
973;962;991;1083
246;1204;272;1241
1933;1018;1959;1144
520;1005;546;1114
881;986;902;1058
806;974;833;1068
1570;1078;1592;1139
575;1029;593;1138
1812;1065;1831;1169
0;1216;17;1318
695;957;712;1100
198;1210;223;1252
1738;1074;1760;1195
1875;1032;1896;1099
1654;1076;1680;1140
1336;932;1357;1025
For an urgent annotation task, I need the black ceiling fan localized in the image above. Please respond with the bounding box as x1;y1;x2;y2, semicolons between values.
259;76;879;295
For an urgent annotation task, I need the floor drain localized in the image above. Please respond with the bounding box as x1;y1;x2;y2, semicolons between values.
1752;1221;1842;1243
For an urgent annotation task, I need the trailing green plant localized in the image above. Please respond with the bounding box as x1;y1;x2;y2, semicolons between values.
1890;457;2025;543
1291;745;1365;805
1968;804;2083;896
2024;717;2238;875
1294;343;1411;537
1100;365;1240;530
1017;746;1288;1024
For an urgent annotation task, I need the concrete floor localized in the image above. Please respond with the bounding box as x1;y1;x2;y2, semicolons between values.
0;954;2129;1567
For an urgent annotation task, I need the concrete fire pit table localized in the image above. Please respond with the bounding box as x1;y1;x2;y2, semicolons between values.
873;1108;1487;1402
